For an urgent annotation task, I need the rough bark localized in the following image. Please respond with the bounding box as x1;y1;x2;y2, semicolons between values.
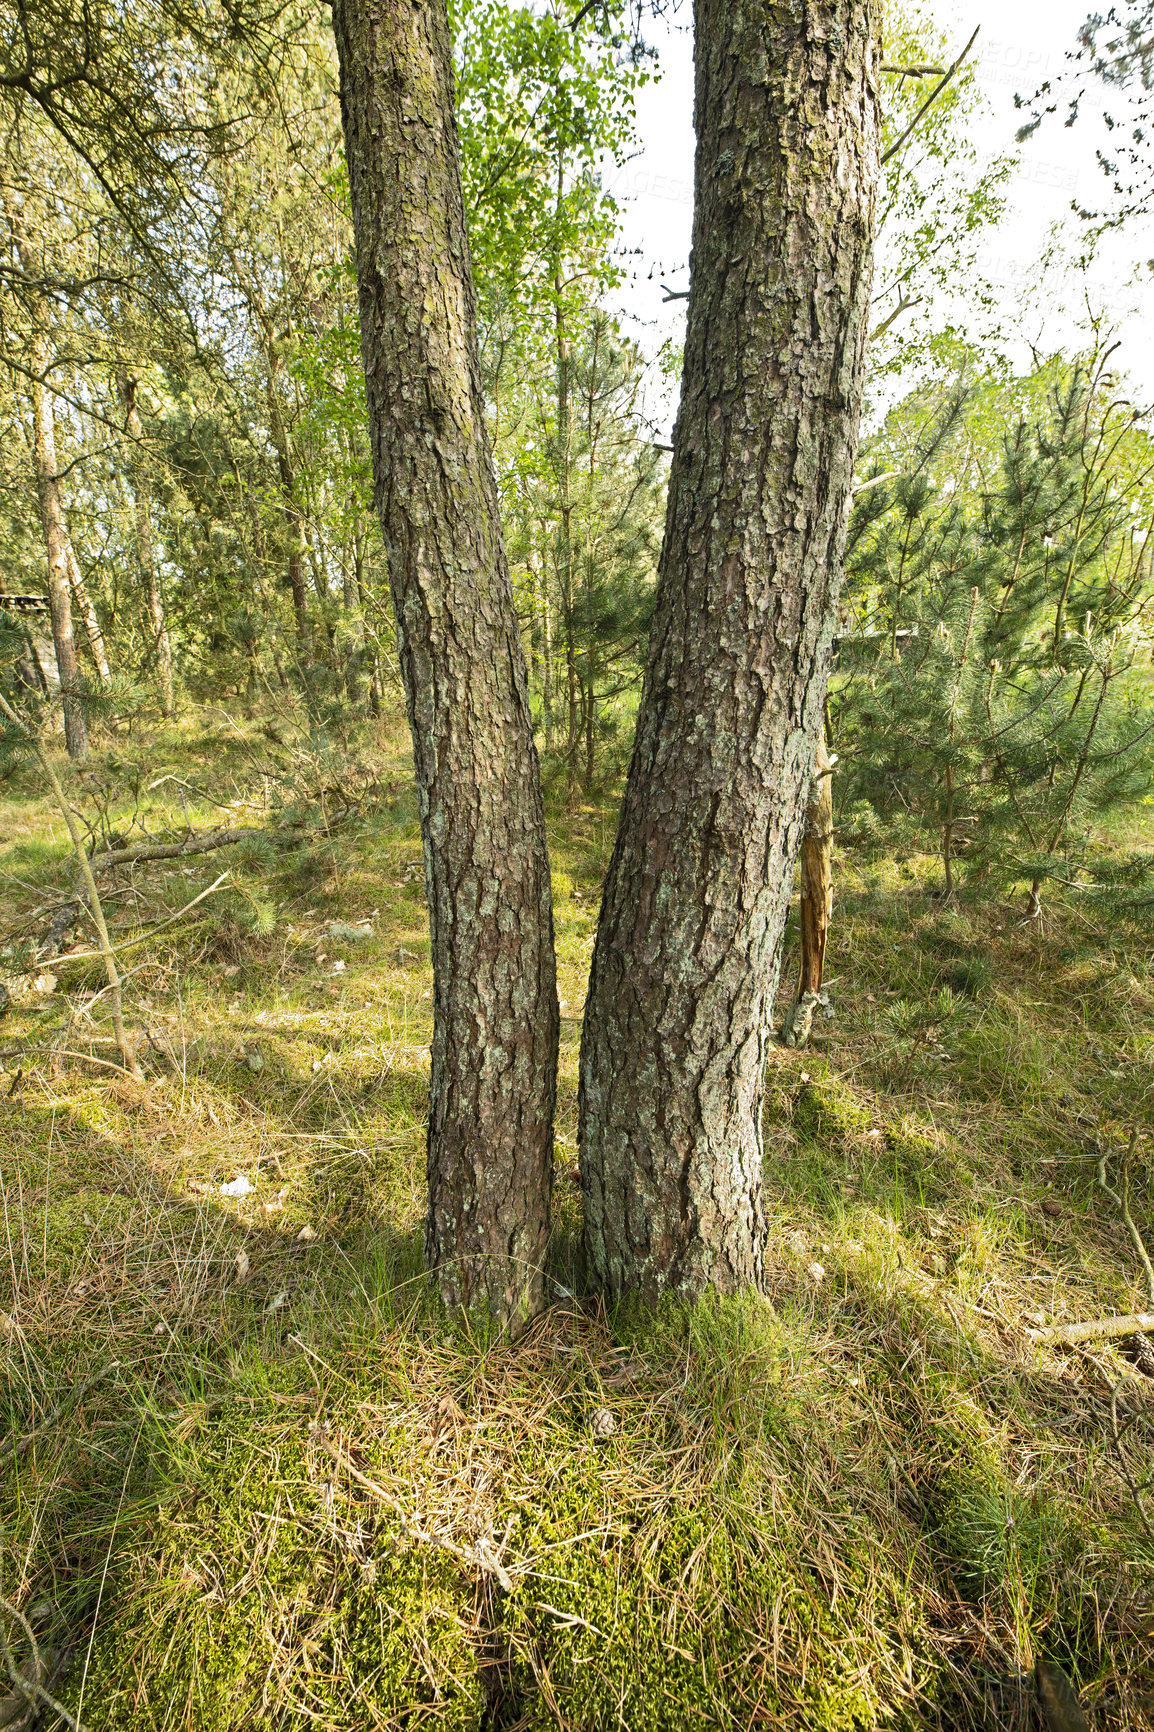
30;330;87;761
579;0;881;1301
331;0;559;1330
117;373;174;716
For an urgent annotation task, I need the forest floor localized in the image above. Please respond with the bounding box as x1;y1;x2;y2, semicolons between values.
1;705;1153;1732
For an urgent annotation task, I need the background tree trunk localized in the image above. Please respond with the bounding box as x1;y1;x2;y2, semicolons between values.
578;0;881;1302
31;331;87;761
118;372;174;716
332;0;559;1331
265;371;313;670
63;539;112;689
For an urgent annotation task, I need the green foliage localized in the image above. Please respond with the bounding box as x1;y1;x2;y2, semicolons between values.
452;0;649;321
835;349;1154;907
873;7;1015;377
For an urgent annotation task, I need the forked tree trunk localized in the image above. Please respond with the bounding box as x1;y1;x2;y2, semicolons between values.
31;331;87;761
118;373;174;716
578;0;881;1301
332;0;558;1330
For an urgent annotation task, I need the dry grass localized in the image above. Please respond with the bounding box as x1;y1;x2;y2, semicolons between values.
1;706;1153;1729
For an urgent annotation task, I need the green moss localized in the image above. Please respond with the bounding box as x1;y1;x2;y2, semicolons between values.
73;1403;484;1731
794;1073;875;1143
506;1493;906;1731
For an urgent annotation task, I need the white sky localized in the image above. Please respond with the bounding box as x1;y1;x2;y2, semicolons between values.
608;2;1154;435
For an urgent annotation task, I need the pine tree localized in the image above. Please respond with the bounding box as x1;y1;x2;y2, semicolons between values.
836;358;1154;909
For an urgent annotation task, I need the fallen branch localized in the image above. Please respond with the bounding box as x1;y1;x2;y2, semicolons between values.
0;1592;89;1732
91;827;257;872
0;1362;121;1465
0;1047;140;1078
1027;1311;1154;1347
53;873;231;963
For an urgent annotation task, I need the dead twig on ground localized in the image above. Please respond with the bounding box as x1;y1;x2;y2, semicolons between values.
53;874;230;965
0;1362;121;1465
0;691;138;1074
312;1423;517;1592
0;1592;89;1732
90;827;258;872
1029;1130;1154;1348
1028;1310;1154;1347
1098;1129;1154;1310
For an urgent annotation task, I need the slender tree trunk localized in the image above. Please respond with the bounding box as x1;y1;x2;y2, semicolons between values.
344;527;366;703
552;164;580;786
578;0;880;1302
332;0;559;1330
17;408;109;685
30;331;87;761
527;540;542;703
117;372;174;716
4;183;104;723
541;577;554;752
64;540;112;687
265;375;313;668
353;552;382;716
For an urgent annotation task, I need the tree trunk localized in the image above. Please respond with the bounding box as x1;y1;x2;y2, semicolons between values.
332;0;559;1331
552;166;580;788
117;373;174;716
578;0;880;1302
31;331;87;761
541;580;554;752
4;181;101;733
64;539;112;688
265;373;313;669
